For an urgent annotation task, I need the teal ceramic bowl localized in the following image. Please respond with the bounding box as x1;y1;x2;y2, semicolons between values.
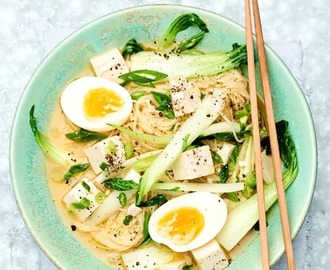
10;4;317;270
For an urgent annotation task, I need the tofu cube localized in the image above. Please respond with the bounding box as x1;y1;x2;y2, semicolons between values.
170;77;201;117
217;142;236;165
191;239;229;270
172;145;214;180
84;136;125;175
127;203;143;217
90;48;129;84
63;178;102;221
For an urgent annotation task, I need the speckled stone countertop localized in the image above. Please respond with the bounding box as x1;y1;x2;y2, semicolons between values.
1;0;329;269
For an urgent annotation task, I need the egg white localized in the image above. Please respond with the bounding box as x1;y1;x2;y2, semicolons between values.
60;76;132;132
148;192;227;252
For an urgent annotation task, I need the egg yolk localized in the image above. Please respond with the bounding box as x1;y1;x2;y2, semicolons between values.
157;207;204;245
84;88;123;117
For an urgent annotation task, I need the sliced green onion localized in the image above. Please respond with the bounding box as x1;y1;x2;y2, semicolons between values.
124;142;134;159
95;192;106;204
119;69;168;88
123;215;134;225
131;90;147;100
82;181;91;192
119;192;127;207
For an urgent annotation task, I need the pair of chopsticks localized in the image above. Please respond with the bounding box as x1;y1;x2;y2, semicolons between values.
244;0;296;269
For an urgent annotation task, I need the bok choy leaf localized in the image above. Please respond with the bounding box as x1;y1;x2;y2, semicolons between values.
217;120;298;251
158;13;209;49
29;105;70;166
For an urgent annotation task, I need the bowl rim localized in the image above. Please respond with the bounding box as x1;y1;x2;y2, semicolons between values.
9;3;318;269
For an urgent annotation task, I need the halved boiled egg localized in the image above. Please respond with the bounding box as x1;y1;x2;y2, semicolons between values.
148;192;227;252
60;76;132;132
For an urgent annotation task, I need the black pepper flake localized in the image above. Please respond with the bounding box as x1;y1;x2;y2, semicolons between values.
71;225;77;231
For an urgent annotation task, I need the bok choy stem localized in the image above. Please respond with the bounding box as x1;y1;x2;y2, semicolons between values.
216;120;298;251
136;90;227;204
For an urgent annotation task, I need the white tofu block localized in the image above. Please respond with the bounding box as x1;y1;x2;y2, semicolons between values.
261;149;275;184
157;259;186;270
172;145;214;180
217;142;236;165
63;178;102;221
90;48;129;84
170;77;201;117
191;239;229;270
84;136;125;175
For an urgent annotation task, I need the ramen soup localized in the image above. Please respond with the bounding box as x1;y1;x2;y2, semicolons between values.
30;13;298;270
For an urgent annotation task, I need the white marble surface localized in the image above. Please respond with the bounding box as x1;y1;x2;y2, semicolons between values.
1;0;329;269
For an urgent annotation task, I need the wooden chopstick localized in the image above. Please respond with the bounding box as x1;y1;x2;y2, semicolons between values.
250;0;296;269
244;0;269;269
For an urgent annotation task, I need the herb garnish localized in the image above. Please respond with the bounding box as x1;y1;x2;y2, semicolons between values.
63;163;90;181
65;128;107;142
151;91;175;119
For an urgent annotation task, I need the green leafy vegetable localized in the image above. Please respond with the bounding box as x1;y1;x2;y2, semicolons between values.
130;43;247;78
211;150;223;164
217;120;298;251
176;31;205;53
151;91;175;119
82;181;91;192
242;172;256;198
158;13;209;49
119;69;168;88
63;163;90;181
71;197;91;209
29;105;71;166
131;90;147;100
235;103;251;117
228;145;239;171
141;210;152;245
123;215;134;225
65;128;107;142
138;194;167;207
219;164;229;183
103;178;139;191
225;192;239;202
99;162;108;171
203;130;250;141
122;38;143;57
119;192;127;207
